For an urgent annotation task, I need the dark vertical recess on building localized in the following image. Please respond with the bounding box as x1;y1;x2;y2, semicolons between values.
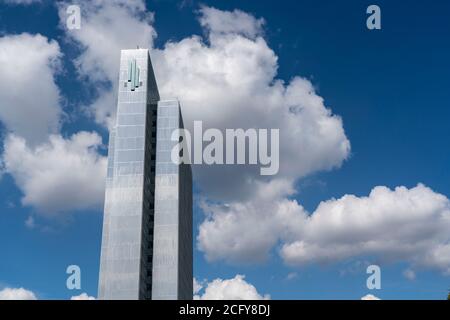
178;111;193;300
139;52;160;299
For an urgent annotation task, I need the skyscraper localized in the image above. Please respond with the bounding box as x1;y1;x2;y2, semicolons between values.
98;49;192;300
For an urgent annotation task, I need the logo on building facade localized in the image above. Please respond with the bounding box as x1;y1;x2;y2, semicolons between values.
126;59;140;91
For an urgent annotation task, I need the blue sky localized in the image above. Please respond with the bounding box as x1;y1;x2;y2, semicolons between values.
0;0;449;300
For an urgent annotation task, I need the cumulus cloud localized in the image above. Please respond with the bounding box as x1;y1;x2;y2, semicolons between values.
193;278;203;295
2;132;107;215
153;7;350;201
0;33;111;216
198;6;265;39
198;178;306;263
361;294;380;300
0;32;110;217
0;287;37;300
59;0;154;82
199;183;450;274
70;293;96;300
0;33;62;145
280;184;450;271
0;288;95;300
53;2;450;276
58;0;156;128
194;275;269;300
58;2;349;201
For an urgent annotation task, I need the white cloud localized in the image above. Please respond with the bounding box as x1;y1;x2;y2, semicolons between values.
361;294;380;300
0;287;95;301
193;278;203;295
59;0;154;81
280;184;450;272
0;33;62;145
199;183;450;274
53;3;450;277
59;3;349;201
58;0;156;128
0;32;110;217
0;287;37;300
198;6;265;39
153;7;350;201
70;293;96;300
2;132;107;216
198;178;306;263
194;275;269;300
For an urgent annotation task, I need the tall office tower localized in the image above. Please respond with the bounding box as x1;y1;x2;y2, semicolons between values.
98;49;192;300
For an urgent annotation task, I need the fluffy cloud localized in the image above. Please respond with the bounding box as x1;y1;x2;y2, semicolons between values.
0;33;110;216
199;183;450;274
2;132;107;215
59;2;349;201
58;0;156;128
153;7;350;201
280;184;450;271
194;275;269;300
70;293;96;300
54;3;450;276
0;288;95;300
0;287;37;300
198;6;265;39
60;0;154;82
193;278;203;295
361;294;380;300
0;33;109;216
0;33;62;145
0;0;155;217
198;178;306;263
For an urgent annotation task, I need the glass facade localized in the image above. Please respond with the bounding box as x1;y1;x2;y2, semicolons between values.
152;100;193;299
98;49;192;300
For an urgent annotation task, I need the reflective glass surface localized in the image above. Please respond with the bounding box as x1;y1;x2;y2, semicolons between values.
99;49;156;300
152;100;193;300
99;49;192;300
